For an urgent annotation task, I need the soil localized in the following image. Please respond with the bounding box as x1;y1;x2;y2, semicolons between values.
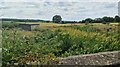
53;51;120;66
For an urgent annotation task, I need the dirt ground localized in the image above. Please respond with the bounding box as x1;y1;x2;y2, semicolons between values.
53;51;120;66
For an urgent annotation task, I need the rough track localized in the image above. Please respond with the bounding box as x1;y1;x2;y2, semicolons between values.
55;51;120;66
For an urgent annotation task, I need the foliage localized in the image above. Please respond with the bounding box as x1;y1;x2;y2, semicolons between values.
2;23;120;65
72;25;101;33
114;15;120;22
2;22;19;29
102;16;114;22
84;18;93;24
80;15;120;23
52;15;62;23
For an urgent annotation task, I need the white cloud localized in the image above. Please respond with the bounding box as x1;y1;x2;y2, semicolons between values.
1;2;118;21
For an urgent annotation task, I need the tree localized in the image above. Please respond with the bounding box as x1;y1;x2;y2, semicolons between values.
81;20;85;23
102;16;114;24
94;18;103;23
85;18;93;23
52;15;62;23
114;15;120;22
84;18;93;25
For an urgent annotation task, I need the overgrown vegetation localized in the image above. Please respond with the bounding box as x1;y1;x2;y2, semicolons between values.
2;22;120;65
2;22;19;29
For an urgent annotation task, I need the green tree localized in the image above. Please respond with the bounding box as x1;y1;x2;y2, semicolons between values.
114;15;120;22
52;15;62;23
102;16;114;24
84;18;93;25
103;16;114;22
94;18;103;23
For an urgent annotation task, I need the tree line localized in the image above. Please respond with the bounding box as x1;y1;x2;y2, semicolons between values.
2;18;51;22
80;15;120;24
52;15;120;24
2;15;120;24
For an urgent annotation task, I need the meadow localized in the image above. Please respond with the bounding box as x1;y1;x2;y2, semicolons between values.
2;22;120;65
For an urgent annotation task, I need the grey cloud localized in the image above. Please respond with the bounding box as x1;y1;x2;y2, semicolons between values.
2;2;118;21
57;2;73;7
63;8;69;11
15;10;23;14
104;3;116;8
44;2;52;6
0;6;10;9
36;11;46;15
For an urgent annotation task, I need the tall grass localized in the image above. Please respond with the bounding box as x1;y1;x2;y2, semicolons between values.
2;24;120;65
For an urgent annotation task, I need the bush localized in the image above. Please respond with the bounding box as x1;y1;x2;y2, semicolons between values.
2;22;19;29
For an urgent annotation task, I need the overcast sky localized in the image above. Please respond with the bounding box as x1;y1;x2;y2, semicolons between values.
0;0;120;21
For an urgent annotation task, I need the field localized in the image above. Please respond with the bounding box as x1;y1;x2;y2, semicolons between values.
2;22;120;65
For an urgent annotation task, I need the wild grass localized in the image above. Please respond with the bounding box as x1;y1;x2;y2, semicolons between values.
2;22;120;65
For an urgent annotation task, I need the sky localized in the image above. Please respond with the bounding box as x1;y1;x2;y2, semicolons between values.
0;0;120;21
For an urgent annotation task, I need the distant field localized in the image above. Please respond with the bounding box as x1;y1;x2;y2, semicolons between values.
18;22;119;28
2;22;120;65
